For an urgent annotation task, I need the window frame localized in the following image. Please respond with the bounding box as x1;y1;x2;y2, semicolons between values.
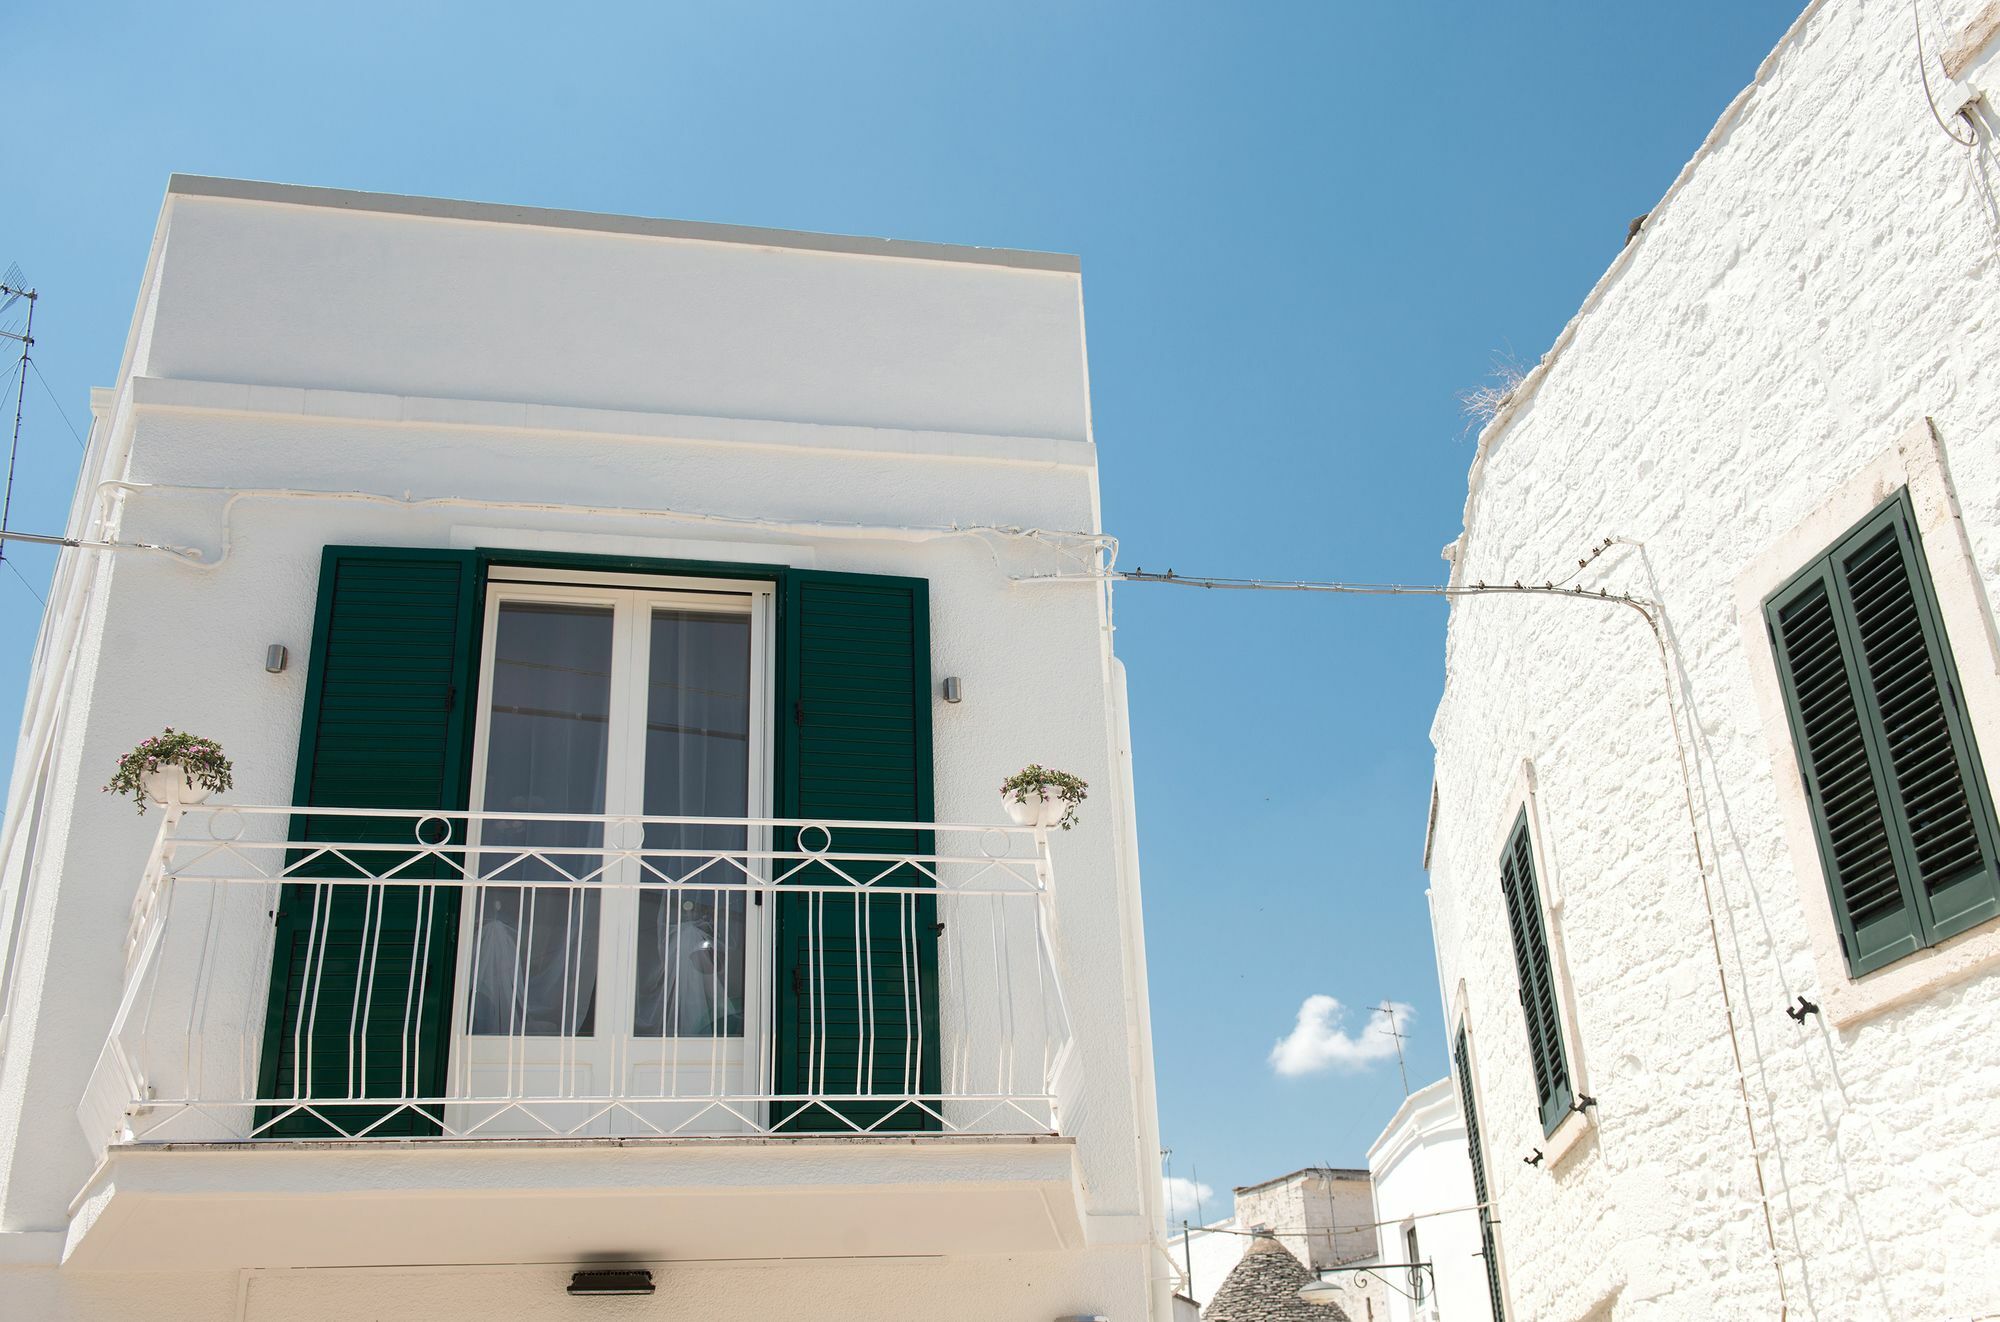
1734;421;2000;1025
1498;808;1575;1137
1763;488;2000;976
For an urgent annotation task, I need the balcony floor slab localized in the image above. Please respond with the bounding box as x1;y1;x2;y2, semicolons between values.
64;1134;1084;1270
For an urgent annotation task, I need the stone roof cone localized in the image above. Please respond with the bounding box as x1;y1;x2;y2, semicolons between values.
1201;1234;1352;1322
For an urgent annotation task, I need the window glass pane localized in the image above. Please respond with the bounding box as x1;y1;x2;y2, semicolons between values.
634;609;751;1038
470;601;613;1037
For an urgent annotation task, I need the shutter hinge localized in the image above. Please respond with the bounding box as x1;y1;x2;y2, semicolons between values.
793;700;805;727
446;683;457;711
1838;929;1850;959
1947;675;1960;710
792;967;805;995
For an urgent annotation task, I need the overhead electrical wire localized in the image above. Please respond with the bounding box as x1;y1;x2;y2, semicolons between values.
1174;1200;1492;1239
0;451;1789;1307
3;557;42;605
28;360;86;452
1034;547;1792;1318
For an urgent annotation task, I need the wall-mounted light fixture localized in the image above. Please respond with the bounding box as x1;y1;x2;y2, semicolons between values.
942;676;963;703
264;644;288;674
568;1269;654;1297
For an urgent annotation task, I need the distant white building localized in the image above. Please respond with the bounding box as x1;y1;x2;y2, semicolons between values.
1426;2;2000;1317
1365;1077;1494;1322
0;178;1167;1318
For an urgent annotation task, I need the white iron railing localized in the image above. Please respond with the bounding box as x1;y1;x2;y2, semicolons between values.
80;805;1077;1148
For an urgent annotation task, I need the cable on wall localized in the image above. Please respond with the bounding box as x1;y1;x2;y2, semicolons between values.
1913;0;1980;147
74;480;1118;576
1025;554;1793;1319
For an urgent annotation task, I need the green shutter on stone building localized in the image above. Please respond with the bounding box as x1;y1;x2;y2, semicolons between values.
1499;813;1572;1135
1767;491;2000;976
1455;1026;1508;1321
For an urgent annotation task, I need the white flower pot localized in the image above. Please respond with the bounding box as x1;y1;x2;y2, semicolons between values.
141;765;211;811
1001;786;1067;829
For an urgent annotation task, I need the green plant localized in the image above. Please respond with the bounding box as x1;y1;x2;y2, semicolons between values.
104;728;234;814
1000;764;1089;830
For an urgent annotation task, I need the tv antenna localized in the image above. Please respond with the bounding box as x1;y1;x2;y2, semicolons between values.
1375;1001;1410;1096
0;264;37;568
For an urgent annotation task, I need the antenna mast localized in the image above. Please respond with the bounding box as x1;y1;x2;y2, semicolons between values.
1375;1001;1410;1096
0;272;37;566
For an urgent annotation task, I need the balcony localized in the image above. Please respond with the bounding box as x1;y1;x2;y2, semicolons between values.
69;806;1084;1269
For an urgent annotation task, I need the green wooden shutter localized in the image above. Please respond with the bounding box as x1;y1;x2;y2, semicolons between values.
1455;1027;1507;1322
774;570;939;1132
1767;493;2000;974
255;548;480;1137
1499;813;1572;1135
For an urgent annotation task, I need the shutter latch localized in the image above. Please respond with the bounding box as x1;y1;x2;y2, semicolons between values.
793;700;805;727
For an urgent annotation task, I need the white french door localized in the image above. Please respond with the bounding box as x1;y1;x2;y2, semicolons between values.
449;572;771;1135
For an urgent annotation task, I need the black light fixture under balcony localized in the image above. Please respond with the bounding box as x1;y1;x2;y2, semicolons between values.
568;1268;655;1297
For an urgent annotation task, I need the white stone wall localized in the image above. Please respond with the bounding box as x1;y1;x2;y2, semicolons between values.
1233;1168;1374;1270
1428;2;2000;1319
0;182;1165;1318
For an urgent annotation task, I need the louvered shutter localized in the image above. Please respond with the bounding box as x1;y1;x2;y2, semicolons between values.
773;571;939;1132
1455;1027;1508;1322
1768;494;2000;974
1499;814;1572;1135
255;548;479;1136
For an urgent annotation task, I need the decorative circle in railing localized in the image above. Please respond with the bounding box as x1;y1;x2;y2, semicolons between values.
415;815;454;847
205;808;245;842
979;827;1011;860
609;818;645;852
798;822;832;855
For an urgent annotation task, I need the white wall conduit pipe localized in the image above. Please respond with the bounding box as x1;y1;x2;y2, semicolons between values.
1018;555;1794;1319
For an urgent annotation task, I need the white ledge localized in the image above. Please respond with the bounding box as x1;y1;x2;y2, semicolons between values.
1542;1106;1596;1171
126;375;1097;469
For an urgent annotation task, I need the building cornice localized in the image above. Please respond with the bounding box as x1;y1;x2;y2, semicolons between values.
166;174;1082;274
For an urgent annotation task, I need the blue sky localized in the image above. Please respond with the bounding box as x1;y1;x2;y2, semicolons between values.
1;1;1800;1210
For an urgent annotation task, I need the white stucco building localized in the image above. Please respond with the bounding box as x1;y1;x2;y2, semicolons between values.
0;177;1169;1318
1427;2;2000;1319
1364;1077;1492;1322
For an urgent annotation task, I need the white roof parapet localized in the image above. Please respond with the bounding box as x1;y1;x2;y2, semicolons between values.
165;174;1081;274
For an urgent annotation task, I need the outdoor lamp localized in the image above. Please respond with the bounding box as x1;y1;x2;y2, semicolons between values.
568;1268;655;1296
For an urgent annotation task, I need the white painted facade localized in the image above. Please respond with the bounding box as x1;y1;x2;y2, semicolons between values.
0;178;1169;1318
1427;2;2000;1319
1365;1077;1491;1322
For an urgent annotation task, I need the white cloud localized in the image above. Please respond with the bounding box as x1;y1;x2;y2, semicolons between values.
1162;1174;1217;1226
1268;995;1416;1078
